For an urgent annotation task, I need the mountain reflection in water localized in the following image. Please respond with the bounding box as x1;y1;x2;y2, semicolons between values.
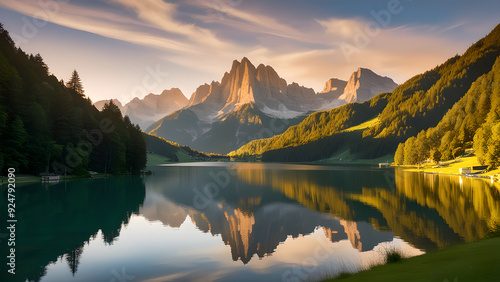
4;163;499;282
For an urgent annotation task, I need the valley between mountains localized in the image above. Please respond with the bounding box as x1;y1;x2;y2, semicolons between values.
96;57;397;155
93;23;500;170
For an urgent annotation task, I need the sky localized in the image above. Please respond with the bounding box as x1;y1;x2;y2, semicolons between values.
0;0;499;104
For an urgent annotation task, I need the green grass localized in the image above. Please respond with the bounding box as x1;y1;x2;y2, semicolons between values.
342;117;379;132
146;153;172;167
335;272;354;279
146;151;202;167
402;154;500;177
176;150;196;162
384;248;403;264
324;237;500;281
0;174;40;183
15;174;41;182
316;117;393;165
322;148;394;165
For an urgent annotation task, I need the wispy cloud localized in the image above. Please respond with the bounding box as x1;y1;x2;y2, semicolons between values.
0;0;203;53
190;0;323;44
441;22;467;32
245;20;465;90
109;0;234;50
200;1;294;35
0;0;490;101
316;18;367;39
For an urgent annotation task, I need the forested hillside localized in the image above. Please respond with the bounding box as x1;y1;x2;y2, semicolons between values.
0;24;146;175
230;23;500;162
395;57;500;168
229;92;389;157
365;23;500;140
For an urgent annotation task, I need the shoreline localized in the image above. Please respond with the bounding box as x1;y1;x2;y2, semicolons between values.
322;237;500;281
394;154;500;181
0;173;123;185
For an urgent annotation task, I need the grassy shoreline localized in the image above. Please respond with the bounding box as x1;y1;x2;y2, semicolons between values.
320;154;500;281
397;155;500;179
323;237;500;281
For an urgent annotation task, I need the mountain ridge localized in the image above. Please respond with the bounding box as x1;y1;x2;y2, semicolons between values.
184;57;320;120
147;57;397;154
318;78;348;101
231;23;500;162
94;88;188;129
339;67;398;103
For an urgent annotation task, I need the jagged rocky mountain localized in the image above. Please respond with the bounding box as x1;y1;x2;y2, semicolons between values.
231;23;500;161
339;68;398;103
318;68;397;110
318;78;348;101
94;88;188;129
146;58;397;154
179;57;323;121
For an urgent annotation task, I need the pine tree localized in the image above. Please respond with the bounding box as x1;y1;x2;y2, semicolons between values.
66;69;84;96
65;245;84;276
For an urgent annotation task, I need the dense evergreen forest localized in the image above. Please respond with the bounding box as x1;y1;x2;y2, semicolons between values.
231;23;500;164
0;24;146;175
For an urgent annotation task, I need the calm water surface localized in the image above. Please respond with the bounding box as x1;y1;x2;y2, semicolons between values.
1;163;499;281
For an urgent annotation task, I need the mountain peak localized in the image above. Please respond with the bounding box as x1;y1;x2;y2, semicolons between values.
318;78;348;102
94;89;188;129
339;68;398;103
241;56;251;64
184;57;323;119
321;78;347;93
356;67;376;76
161;87;182;95
232;57;254;68
239;57;256;72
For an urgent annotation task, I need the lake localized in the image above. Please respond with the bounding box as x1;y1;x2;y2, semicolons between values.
2;163;499;281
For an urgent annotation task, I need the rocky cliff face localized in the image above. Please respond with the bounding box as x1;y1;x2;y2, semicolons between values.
339;68;398;103
143;88;188;112
94;88;189;129
125;88;188;128
147;59;398;154
318;78;348;101
187;83;211;107
187;57;321;119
